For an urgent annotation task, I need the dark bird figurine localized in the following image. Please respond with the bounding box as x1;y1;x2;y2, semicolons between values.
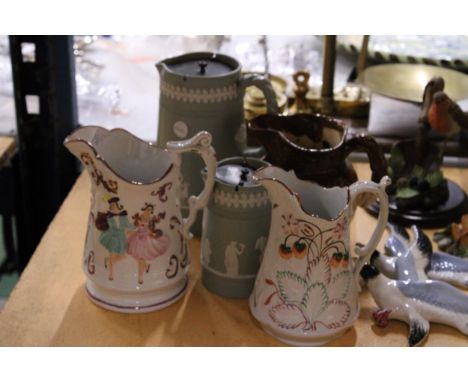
418;76;445;126
427;91;468;138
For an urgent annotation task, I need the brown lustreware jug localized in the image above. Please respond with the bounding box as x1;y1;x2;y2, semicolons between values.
247;113;387;188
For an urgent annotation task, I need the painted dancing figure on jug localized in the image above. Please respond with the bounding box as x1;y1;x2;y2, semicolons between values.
95;197;133;281
127;203;170;284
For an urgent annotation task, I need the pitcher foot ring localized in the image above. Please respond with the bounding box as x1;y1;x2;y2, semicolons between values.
85;277;188;314
261;323;347;346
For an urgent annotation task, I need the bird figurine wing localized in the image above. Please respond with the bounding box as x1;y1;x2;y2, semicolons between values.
430;251;468;273
397;279;468;314
378;225;430;281
427;251;468;289
382;224;468;288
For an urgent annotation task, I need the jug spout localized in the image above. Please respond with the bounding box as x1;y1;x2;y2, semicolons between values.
65;126;175;188
63;126;122;193
156;60;165;74
254;166;349;221
253;166;296;207
63;125;104;164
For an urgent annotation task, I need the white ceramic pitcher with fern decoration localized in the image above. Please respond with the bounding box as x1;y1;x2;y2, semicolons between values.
249;166;390;346
64;127;216;313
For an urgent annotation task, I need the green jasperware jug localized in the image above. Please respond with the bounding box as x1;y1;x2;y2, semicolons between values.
201;156;271;299
156;52;279;235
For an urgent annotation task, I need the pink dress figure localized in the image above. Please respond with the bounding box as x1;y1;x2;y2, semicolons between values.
128;204;170;284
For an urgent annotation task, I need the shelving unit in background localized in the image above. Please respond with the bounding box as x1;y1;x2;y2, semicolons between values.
9;36;79;271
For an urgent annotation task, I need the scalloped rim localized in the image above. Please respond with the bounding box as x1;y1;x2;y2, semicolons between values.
253;166;349;222
248;113;347;153
64;125;174;186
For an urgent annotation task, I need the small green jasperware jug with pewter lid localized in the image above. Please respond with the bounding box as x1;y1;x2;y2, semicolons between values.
200;156;271;299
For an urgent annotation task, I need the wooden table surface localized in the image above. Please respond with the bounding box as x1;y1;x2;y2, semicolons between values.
0;136;16;168
0;163;467;346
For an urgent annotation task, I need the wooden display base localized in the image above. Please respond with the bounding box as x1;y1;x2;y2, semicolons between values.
367;180;468;229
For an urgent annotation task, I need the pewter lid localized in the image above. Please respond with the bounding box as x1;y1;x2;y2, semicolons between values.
216;163;257;187
166;54;236;77
211;157;270;189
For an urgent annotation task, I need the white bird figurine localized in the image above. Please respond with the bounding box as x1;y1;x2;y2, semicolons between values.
372;224;468;288
362;224;468;346
361;262;468;346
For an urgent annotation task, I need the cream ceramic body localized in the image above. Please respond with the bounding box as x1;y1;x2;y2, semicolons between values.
64;127;216;313
249;167;390;346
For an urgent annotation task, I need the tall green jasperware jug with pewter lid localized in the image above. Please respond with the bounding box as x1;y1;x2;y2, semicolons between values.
156;52;279;236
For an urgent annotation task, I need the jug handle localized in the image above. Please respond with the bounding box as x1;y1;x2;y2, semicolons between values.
238;74;280;157
239;73;280;115
343;134;388;184
167;131;217;240
349;176;391;289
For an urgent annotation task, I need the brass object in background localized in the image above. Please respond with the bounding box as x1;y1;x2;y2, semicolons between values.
304;86;371;118
359;64;468;103
293;35;370;118
289;70;313;114
356;35;370;76
320;35;337;114
331;83;371;117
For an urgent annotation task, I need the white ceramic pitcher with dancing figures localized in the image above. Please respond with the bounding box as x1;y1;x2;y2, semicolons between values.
64;127;216;313
249;166;390;345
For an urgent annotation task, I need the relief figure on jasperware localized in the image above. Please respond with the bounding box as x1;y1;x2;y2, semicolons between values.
201;239;212;268
224;241;246;277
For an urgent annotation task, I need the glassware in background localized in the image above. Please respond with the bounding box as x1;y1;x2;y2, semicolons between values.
220;36;324;92
75;35;230;138
0;36;13;97
0;36;15;135
74;36;129;128
75;73;126;121
220;35;266;73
